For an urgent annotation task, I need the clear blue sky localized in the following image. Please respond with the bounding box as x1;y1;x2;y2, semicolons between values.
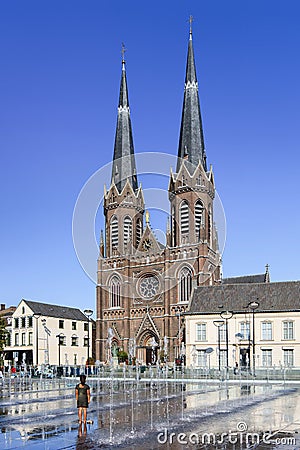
1;1;299;313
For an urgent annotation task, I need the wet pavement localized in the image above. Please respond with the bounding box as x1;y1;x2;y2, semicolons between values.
0;376;299;449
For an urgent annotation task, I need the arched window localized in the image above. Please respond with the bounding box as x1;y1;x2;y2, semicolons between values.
136;218;142;246
179;267;192;302
123;216;132;244
195;200;203;240
110;216;118;249
208;205;212;246
180;201;189;239
110;276;121;308
171;206;176;246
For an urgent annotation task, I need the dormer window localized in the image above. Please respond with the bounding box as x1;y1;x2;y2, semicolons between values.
196;175;202;186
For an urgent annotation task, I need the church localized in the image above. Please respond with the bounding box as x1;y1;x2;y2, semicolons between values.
96;25;221;364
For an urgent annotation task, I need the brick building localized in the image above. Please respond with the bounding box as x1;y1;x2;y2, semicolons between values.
96;26;221;363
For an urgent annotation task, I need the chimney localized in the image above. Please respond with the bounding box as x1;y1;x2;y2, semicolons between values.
1;304;5;311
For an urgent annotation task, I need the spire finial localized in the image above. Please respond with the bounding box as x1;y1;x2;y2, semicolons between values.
189;15;194;39
265;263;270;282
145;210;150;224
99;229;105;256
121;42;126;69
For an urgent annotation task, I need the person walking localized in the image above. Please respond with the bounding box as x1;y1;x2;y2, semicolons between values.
75;374;91;424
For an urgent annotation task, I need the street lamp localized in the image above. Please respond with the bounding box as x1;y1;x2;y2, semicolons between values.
84;309;93;366
248;300;259;376
41;319;51;365
213;320;225;371
205;347;214;371
176;308;184;361
33;313;41;366
56;333;64;366
220;310;233;376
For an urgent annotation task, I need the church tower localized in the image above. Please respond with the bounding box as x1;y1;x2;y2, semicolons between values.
104;52;144;258
96;27;221;364
168;22;220;285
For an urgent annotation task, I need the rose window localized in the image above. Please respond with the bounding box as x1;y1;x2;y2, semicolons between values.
139;276;160;299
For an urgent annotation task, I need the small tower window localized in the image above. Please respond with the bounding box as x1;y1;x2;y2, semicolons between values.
110;276;121;308
126;192;132;203
196;175;202;186
179;267;192;302
195;200;203;240
123;216;132;245
180;201;189;240
110;216;118;249
136;219;142;247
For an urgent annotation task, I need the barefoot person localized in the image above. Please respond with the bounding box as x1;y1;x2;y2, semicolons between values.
75;374;90;423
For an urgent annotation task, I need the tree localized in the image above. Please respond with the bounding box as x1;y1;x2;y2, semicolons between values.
0;318;8;365
117;350;128;363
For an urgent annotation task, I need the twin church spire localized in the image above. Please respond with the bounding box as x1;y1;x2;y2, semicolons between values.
177;23;207;173
111;23;207;192
111;45;138;193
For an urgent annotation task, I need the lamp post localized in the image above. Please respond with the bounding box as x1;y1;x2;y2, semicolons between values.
41;319;51;365
205;347;214;372
213;320;225;371
33;313;41;366
84;309;93;366
177;310;181;359
220;311;233;376
248;300;259;376
56;333;64;366
163;336;168;363
176;308;183;361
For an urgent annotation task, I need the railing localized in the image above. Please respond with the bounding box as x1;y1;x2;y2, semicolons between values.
2;364;300;382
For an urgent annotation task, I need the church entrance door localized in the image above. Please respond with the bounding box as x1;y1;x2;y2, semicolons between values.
146;347;153;365
144;335;159;365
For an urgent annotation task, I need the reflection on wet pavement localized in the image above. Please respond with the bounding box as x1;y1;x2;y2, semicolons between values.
0;376;299;449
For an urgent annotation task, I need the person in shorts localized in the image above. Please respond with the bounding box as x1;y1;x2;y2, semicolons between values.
75;374;91;423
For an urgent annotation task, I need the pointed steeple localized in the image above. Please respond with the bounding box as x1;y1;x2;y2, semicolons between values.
177;20;207;173
111;45;138;193
99;229;104;257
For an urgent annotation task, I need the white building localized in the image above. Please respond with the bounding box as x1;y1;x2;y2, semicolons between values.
185;280;300;370
4;299;93;367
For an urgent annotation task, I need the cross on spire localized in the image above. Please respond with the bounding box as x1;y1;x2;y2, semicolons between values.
189;15;194;37
121;42;126;63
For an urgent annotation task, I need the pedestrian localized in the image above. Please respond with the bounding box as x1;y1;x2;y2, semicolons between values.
234;362;239;375
75;374;90;424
